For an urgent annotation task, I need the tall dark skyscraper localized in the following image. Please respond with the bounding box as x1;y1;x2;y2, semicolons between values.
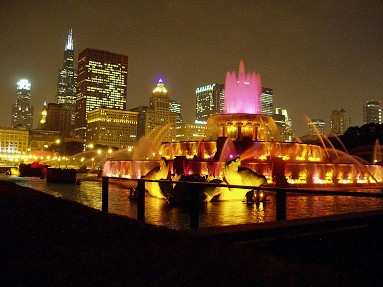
11;79;34;129
74;48;128;139
56;29;77;129
44;103;72;138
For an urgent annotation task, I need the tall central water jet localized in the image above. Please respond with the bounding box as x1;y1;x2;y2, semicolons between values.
209;60;277;142
224;60;262;114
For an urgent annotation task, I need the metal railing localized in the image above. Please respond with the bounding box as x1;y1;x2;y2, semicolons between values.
101;176;383;229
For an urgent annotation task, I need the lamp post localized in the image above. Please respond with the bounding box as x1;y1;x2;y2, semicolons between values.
55;139;61;167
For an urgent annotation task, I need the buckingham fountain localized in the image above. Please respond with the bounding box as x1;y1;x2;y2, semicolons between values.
103;61;383;202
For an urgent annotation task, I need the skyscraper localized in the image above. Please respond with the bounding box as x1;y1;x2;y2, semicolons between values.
74;48;128;139
308;119;325;138
12;79;34;129
146;78;176;143
56;29;77;128
330;108;350;135
132;79;176;144
44;103;72;138
170;99;183;123
195;83;224;123
261;87;273;116
363;100;381;124
129;106;148;140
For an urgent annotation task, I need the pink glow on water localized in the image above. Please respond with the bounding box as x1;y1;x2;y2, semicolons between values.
224;60;262;114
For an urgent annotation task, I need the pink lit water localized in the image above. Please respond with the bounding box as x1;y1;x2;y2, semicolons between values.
224;60;262;114
4;174;383;230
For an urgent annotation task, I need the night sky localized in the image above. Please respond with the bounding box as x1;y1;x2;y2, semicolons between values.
1;0;382;136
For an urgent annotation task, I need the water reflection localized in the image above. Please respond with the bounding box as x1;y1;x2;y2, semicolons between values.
3;174;383;230
4;175;104;210
286;194;383;219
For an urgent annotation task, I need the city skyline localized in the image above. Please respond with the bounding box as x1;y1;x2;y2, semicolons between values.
1;1;382;136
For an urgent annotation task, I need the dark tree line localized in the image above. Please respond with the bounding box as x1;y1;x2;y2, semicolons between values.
311;123;383;163
47;141;84;156
341;123;383;150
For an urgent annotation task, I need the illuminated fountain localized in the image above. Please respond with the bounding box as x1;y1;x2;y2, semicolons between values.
103;60;383;202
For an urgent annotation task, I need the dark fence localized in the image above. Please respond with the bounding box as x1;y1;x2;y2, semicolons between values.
101;176;383;229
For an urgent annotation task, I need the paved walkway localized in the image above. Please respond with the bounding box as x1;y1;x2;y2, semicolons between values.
1;179;383;286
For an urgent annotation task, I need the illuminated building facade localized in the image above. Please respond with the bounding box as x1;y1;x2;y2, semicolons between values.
75;48;128;139
330;108;350;135
86;107;138;148
363;100;381;124
0;126;29;155
176;123;207;141
12;80;34;129
170;99;183;123
261;87;273;116
136;79;176;144
56;29;77;128
195;83;224;123
273;108;294;142
308;119;325;139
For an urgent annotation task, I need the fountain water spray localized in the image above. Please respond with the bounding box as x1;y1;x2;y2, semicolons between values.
224;60;262;114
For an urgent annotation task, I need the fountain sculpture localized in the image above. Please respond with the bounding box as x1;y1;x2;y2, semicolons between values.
103;60;383;202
